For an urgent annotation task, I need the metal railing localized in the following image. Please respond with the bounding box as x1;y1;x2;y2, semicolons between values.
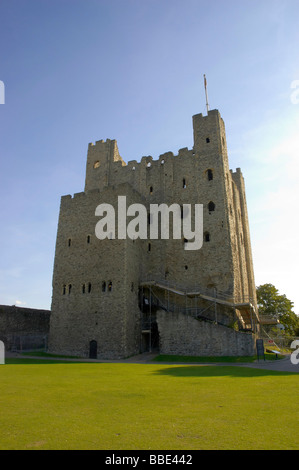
140;278;259;332
140;278;255;306
141;283;233;329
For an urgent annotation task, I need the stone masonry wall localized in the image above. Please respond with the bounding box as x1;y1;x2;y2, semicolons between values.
48;183;143;359
157;310;255;356
0;305;50;350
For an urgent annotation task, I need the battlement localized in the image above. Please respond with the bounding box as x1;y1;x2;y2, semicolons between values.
88;138;115;148
81;109;232;195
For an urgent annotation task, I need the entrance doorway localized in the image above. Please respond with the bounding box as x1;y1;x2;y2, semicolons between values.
89;340;97;359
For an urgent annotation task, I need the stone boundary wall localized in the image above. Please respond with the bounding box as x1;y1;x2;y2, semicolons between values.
0;305;50;350
157;310;255;356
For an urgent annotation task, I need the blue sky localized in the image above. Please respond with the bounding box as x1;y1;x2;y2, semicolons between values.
0;0;299;313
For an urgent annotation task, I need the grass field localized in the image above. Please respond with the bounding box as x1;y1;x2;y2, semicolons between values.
0;358;298;450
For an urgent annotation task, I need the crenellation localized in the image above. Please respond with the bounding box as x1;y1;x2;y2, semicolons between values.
178;147;189;156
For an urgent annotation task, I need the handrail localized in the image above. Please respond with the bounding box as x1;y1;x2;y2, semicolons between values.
140;278;259;328
142;288;230;329
140;278;255;306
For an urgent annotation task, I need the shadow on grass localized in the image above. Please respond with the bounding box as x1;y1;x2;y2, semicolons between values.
154;353;284;363
4;358;94;365
153;365;296;378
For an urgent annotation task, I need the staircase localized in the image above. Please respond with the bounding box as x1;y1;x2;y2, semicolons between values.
140;279;259;331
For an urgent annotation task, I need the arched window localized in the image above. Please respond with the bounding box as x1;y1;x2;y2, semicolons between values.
208;201;215;212
207;169;213;181
68;284;72;294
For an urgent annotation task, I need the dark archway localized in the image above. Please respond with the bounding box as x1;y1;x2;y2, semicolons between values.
89;340;97;359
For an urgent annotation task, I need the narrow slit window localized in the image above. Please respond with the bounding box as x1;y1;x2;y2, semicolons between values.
68;238;71;247
183;178;186;189
68;284;72;295
62;285;66;295
148;243;151;252
150;186;153;194
87;235;91;244
204;232;210;242
82;284;85;294
108;281;112;292
102;281;106;292
88;282;92;293
206;137;210;143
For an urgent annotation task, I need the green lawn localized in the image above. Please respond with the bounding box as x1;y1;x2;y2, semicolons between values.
154;353;283;363
0;358;298;450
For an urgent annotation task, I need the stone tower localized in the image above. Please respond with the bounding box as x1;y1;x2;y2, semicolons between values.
48;109;259;359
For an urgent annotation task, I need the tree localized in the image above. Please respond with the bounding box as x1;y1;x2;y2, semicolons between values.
256;284;299;335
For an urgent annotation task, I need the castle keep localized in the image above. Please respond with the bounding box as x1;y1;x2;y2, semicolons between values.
48;109;259;359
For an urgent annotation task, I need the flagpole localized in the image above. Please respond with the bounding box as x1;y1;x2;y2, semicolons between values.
204;74;209;114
